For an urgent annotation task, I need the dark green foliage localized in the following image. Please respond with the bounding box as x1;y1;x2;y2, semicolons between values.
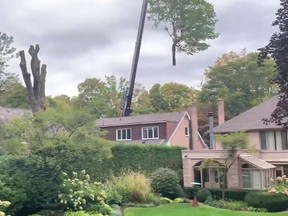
244;192;288;212
0;156;62;216
196;188;211;202
184;187;254;201
151;168;179;198
88;144;184;182
171;184;185;199
259;0;288;127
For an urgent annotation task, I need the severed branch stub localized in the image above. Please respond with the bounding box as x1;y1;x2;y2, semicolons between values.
19;44;47;114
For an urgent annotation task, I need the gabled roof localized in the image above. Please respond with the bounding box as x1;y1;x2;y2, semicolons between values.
0;106;31;123
214;96;280;133
96;111;188;127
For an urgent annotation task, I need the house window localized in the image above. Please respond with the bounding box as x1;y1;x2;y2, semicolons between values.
260;130;288;150
242;169;261;189
185;127;189;136
142;126;159;139
116;128;131;141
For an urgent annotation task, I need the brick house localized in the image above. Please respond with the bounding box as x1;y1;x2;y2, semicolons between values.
96;110;208;149
182;96;287;190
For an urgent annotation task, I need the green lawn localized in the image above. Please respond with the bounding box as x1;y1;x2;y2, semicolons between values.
124;204;287;216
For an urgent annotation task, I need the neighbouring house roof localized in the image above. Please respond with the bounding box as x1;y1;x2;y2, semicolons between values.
239;153;275;170
0;106;31;123
214;96;280;133
96;111;188;127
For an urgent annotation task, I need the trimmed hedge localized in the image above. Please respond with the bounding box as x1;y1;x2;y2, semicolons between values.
196;188;211;202
184;187;257;201
245;192;288;212
64;144;184;182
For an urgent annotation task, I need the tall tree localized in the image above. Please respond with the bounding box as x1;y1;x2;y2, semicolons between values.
148;0;218;66
258;0;288;128
199;51;277;118
149;82;198;112
19;44;47;114
75;75;146;118
0;32;16;78
0;77;29;109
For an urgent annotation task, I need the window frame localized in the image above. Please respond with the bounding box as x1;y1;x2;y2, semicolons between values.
142;126;160;140
116;128;132;141
185;127;189;136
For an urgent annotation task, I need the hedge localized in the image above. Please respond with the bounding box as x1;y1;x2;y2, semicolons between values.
63;144;184;182
184;187;258;201
245;191;288;212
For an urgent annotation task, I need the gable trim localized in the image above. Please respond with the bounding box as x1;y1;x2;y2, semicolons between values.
167;112;189;145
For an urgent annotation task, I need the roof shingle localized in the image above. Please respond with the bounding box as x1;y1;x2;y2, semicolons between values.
214;96;280;133
96;111;188;127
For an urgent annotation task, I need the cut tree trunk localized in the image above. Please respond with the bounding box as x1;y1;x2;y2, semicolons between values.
172;43;176;66
19;44;47;114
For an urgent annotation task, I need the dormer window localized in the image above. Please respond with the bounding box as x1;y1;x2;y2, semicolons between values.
142;126;159;139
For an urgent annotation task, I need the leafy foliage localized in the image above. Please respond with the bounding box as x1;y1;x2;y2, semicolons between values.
105;172;152;204
151;168;179;198
196;188;211;202
148;0;218;65
245;191;288;212
258;0;288;128
199;51;276;118
0;155;62;216
268;175;288;196
0;32;16;76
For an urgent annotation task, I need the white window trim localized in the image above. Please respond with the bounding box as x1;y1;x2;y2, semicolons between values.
116;128;132;141
142;126;159;140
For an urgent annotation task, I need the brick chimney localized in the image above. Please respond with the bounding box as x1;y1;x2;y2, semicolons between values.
217;98;225;125
187;107;198;150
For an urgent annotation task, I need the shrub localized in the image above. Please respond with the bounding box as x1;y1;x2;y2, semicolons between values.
0;156;62;216
196;188;211;202
268;175;288;196
107;171;152;204
59;170;113;216
221;200;248;211
245;191;288;212
159;197;173;204
151;168;179;198
145;194;161;206
171;184;185;199
64;211;103;216
173;198;184;203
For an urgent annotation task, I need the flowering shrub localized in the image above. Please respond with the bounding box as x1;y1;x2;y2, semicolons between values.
0;200;11;216
268;175;288;196
58;170;113;216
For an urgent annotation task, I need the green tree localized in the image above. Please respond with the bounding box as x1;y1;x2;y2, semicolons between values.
258;0;288;128
75;75;146;118
149;82;198;112
148;0;218;66
201;132;251;199
199;51;277;118
0;76;29;109
0;32;16;77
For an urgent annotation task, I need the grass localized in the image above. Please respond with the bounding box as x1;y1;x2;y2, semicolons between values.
124;203;288;216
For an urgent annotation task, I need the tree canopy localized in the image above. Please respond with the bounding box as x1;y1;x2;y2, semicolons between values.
0;32;16;77
258;0;288;128
148;0;218;66
199;50;277;118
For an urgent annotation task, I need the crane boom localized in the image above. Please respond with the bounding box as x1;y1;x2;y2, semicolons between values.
122;0;148;117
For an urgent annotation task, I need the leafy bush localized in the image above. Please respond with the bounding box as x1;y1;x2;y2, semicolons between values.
184;187;253;201
196;188;211;202
171;184;185;199
0;156;62;216
64;211;103;216
159;197;173;204
204;196;267;212
245;191;288;212
173;198;184;203
145;194;161;206
106;171;152;204
59;170;113;216
151;168;179;198
268;175;288;196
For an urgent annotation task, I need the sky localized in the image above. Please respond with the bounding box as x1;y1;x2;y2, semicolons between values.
0;0;280;97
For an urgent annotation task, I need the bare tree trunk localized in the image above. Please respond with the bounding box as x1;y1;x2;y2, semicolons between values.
19;44;47;114
172;43;176;66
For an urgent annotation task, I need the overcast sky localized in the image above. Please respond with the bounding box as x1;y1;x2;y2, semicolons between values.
1;0;279;97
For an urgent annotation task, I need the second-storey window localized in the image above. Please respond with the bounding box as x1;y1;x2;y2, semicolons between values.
142;126;159;139
116;128;131;141
260;130;288;150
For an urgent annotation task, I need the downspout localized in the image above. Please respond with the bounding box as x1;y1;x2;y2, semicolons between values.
209;112;214;149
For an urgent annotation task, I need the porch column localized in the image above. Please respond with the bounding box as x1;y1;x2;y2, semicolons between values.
183;158;192;187
200;168;203;188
